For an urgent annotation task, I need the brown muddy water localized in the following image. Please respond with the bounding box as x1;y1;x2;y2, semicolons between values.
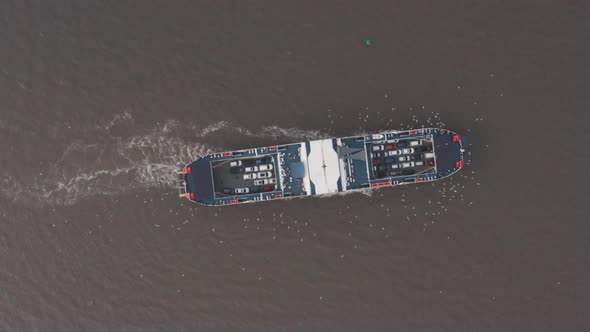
1;1;589;331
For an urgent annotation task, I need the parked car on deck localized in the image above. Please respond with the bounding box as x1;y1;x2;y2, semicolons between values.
244;166;259;173
385;144;397;150
407;154;423;161
254;179;276;185
388;170;403;177
409;140;423;147
243;173;257;180
373;165;386;172
255;157;272;164
230;167;245;174
235;188;249;194
385;150;402;156
372;152;384;158
259;164;273;171
401;162;416;168
257;171;273;179
396;141;409;148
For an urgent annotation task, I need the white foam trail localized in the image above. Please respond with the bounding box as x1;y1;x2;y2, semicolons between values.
259;125;327;140
196;121;230;136
1;113;329;206
2;137;213;206
2;110;469;207
320;189;374;198
191;121;327;141
104;110;134;131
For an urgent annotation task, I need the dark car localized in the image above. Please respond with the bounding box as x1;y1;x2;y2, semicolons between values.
396;141;409;148
371;152;384;158
230;167;245;174
250;185;275;193
388;163;401;170
385;143;397;150
388;170;403;177
239;157;271;167
414;146;431;152
256;157;272;165
373;165;386;172
241;159;257;166
407;154;423;161
374;170;387;178
401;169;416;175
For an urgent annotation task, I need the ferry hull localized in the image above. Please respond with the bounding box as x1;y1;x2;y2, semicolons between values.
177;128;469;206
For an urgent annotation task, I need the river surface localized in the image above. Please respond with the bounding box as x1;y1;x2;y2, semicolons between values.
1;1;589;331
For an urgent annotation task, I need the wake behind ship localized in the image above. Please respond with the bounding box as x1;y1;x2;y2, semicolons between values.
177;128;469;206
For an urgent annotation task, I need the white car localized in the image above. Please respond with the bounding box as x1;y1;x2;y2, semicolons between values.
243;173;257;180
401;162;416;168
257;171;273;179
265;178;276;185
230;160;243;167
409;140;422;147
258;164;273;171
385;150;402;156
244;166;259;173
415;161;424;166
401;148;415;155
389;164;400;170
254;179;276;185
398;156;408;162
235;188;249;194
372;145;385;152
372;152;384;158
423;152;435;159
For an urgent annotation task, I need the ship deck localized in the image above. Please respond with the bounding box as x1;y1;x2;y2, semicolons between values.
212;156;278;196
277;144;308;196
337;137;370;190
366;136;436;179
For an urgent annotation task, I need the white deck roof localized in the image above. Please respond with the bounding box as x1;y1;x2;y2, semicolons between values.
306;139;341;194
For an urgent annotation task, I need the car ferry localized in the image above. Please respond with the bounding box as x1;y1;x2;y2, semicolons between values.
177;128;469;206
